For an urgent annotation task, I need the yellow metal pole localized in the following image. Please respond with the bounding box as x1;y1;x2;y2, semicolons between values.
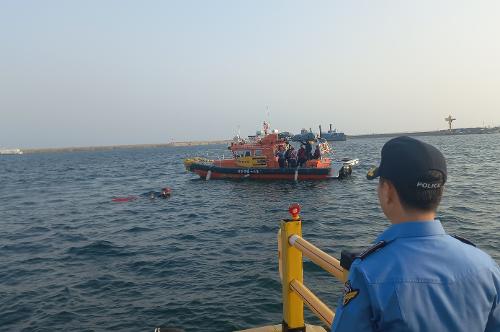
280;204;305;332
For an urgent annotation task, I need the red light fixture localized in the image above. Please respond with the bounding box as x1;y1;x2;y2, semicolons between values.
288;203;301;220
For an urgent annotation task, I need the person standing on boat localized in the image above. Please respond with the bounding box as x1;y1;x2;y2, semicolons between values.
288;146;298;168
305;140;313;160
284;145;292;167
297;145;307;167
276;146;286;168
313;145;321;159
331;136;500;332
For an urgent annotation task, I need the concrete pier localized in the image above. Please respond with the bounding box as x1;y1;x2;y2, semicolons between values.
236;324;327;332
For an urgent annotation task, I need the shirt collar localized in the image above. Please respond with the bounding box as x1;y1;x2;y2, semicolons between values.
375;219;446;243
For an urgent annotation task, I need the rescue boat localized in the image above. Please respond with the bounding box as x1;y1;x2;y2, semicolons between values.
184;123;359;181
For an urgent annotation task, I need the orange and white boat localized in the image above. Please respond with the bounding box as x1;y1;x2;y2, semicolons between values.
184;123;359;181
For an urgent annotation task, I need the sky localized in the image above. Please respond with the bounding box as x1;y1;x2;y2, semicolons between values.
1;0;500;148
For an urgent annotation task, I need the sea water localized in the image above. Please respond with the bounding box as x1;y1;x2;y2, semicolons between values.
1;134;499;331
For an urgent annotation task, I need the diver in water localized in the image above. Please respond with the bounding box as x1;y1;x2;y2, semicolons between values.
160;187;172;198
113;187;172;202
144;187;172;199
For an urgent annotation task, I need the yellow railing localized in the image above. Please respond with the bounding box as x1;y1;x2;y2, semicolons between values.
278;204;348;331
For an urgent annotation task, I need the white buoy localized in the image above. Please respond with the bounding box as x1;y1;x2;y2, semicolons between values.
206;170;212;180
294;169;299;182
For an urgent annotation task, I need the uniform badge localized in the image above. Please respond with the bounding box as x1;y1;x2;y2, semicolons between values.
343;280;359;306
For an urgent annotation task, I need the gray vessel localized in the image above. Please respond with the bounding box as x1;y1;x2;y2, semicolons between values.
319;124;346;141
291;128;316;142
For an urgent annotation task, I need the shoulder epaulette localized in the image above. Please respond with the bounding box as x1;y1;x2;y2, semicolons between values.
340;241;387;270
358;240;387;260
452;235;476;247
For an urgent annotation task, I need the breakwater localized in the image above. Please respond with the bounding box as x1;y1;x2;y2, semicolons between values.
21;140;232;154
17;126;500;154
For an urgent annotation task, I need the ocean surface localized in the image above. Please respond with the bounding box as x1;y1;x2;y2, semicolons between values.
1;134;499;332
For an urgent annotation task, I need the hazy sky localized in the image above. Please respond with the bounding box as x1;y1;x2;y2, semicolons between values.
1;1;500;148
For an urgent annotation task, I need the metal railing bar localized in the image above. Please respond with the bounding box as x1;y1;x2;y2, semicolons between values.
290;279;334;327
289;235;345;281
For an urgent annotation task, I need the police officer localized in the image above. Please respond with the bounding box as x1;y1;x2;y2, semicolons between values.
331;136;500;332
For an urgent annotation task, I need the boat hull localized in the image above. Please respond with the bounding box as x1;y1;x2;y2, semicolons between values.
187;163;348;180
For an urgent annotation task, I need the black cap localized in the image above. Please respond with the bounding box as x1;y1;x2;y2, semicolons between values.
366;136;447;189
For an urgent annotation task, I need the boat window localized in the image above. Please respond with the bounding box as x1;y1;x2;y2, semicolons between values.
234;151;251;158
254;150;263;156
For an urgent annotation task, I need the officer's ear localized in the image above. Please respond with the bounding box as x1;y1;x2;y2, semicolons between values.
378;178;396;206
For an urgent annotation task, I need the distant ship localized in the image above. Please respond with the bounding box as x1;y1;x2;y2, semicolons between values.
291;125;347;143
0;148;23;155
291;128;316;143
319;124;346;141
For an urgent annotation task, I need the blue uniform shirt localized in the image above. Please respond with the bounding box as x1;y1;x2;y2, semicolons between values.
331;220;500;332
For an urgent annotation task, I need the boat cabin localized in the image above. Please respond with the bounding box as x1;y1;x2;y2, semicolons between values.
225;133;287;168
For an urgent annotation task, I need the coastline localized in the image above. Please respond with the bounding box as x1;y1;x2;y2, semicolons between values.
17;126;500;154
20;140;233;154
347;126;500;139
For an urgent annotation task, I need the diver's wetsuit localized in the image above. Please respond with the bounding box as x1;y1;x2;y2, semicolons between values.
141;191;169;199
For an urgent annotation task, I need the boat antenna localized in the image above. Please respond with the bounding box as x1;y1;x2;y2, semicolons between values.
266;105;271;127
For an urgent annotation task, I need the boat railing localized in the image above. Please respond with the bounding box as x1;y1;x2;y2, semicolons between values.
277;204;347;331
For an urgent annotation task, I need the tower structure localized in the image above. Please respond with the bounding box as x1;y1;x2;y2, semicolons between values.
445;115;456;131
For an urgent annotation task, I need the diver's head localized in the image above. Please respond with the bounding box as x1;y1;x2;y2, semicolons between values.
161;187;172;197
